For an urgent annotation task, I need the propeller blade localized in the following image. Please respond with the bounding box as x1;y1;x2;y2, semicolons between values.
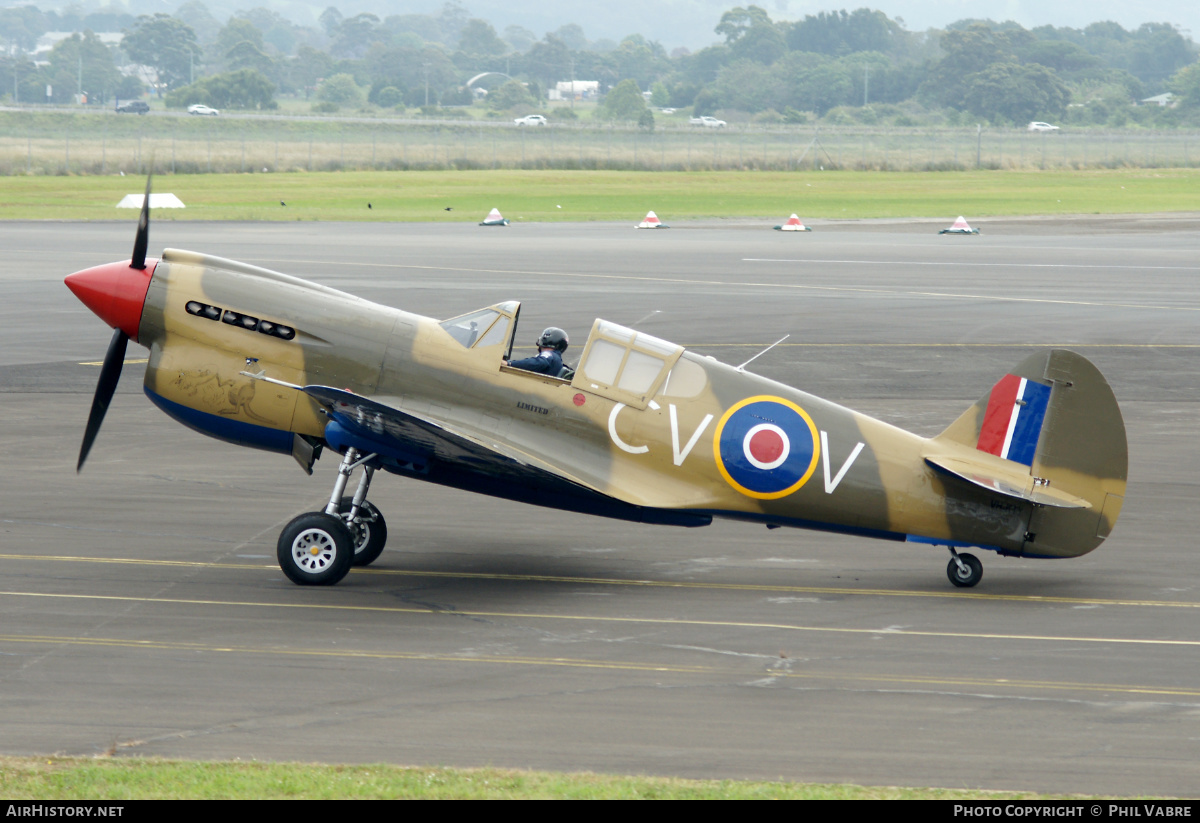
130;173;152;270
78;327;129;472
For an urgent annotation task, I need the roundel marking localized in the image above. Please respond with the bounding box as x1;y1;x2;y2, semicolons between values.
743;424;788;469
714;396;820;499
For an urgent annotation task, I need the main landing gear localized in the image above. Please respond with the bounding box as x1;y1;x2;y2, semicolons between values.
946;549;983;588
277;447;388;586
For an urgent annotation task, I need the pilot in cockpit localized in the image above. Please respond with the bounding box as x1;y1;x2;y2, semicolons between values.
505;327;570;377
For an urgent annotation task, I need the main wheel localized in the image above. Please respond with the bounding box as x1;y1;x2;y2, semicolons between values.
277;512;355;586
337;497;388;567
947;553;983;588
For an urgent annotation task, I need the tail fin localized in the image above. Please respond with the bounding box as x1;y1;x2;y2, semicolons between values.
935;349;1127;557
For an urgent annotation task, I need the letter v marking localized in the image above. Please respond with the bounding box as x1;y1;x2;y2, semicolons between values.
821;430;865;494
669;404;713;467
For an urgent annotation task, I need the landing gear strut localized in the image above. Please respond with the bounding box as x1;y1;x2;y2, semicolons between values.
946;549;983;588
277;447;387;586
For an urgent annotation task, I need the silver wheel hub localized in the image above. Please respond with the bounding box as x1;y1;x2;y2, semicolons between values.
345;516;370;553
290;528;339;573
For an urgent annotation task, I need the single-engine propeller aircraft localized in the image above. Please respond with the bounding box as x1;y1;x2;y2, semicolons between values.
66;179;1128;589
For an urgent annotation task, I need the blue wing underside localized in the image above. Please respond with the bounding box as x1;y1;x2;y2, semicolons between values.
303;385;710;527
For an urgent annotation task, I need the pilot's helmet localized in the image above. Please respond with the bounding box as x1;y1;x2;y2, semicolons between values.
537;327;569;352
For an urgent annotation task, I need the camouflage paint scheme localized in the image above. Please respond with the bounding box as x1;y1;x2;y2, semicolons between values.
136;249;1127;564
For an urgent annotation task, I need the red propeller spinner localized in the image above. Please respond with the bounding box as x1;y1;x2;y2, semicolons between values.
64;259;156;342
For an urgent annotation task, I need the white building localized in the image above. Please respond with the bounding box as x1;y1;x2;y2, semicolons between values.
548;80;599;101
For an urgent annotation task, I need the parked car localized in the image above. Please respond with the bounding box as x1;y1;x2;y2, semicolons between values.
188;104;219;116
689;115;726;128
1027;121;1059;132
514;115;547;126
115;100;149;114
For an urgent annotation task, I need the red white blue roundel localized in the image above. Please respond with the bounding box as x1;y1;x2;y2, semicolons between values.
713;396;820;499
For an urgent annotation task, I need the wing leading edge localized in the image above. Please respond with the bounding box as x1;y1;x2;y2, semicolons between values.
302;385;711;527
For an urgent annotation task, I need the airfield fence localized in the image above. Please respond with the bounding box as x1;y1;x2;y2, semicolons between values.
1;117;1198;175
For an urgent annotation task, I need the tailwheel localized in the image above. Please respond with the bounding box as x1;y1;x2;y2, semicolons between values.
338;496;388;567
278;512;355;586
946;551;983;588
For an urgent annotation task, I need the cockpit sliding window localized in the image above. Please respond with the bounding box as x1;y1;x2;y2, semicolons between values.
572;320;684;409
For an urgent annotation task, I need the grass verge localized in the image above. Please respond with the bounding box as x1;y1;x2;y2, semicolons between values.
1;168;1198;222
0;757;1089;800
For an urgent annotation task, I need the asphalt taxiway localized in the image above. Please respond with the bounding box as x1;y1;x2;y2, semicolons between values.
2;218;1198;795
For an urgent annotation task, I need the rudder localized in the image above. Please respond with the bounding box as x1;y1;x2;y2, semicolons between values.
936;349;1127;557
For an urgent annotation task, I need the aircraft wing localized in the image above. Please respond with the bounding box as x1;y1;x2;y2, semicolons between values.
924;454;1091;509
301;385;710;527
303;385;585;483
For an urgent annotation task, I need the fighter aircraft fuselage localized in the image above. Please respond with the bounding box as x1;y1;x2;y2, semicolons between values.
65;204;1127;590
116;249;1124;562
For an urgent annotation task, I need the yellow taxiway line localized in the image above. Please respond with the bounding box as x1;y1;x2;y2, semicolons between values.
1;629;1197;698
2;552;1198;609
3;590;1200;651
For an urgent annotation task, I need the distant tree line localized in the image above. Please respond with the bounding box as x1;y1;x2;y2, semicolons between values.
1;2;1198;126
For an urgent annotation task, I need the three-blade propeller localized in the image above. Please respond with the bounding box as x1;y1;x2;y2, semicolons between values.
77;173;152;471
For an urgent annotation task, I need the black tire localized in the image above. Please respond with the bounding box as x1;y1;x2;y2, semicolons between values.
277;512;355;586
947;553;983;588
337;497;388;567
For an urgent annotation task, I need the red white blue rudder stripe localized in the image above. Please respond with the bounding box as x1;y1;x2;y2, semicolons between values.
976;374;1051;467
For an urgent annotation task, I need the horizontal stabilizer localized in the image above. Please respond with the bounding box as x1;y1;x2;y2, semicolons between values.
925;454;1090;509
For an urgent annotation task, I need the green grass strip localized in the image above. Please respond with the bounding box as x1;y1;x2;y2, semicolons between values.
0;756;1106;799
2;168;1198;222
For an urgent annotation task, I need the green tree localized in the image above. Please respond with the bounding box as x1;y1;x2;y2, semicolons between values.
715;6;772;44
330;13;382;59
522;36;571;89
0;5;50;51
1128;23;1196;86
551;24;588;51
1169;62;1200;108
317;72;362;105
363;41;457;104
215;18;264;56
175;2;221;46
225;41;275;76
650;81;670;107
919;23;1030;109
318;7;343;38
165;68;277;109
1018;40;1100;74
612;36;668;90
122;13;201;90
375;86;404;107
289;44;334;98
692;88;720;116
786;9;902;56
713;59;781;112
487;79;535;110
47;30;121;103
787;61;856;116
503;25;537;52
962;62;1070;124
730;23;785;65
238;8;304;56
458;19;506;56
598;78;646;120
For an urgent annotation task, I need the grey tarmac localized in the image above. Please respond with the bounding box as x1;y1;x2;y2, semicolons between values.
1;218;1198;795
